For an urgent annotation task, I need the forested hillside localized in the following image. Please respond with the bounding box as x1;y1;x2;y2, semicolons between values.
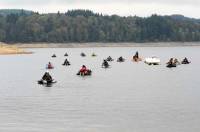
0;9;33;16
0;9;200;43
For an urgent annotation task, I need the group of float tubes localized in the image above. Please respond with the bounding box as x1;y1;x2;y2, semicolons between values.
38;51;191;87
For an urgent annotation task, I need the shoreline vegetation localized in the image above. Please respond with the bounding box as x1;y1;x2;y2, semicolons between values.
0;43;32;55
8;42;200;48
0;42;199;55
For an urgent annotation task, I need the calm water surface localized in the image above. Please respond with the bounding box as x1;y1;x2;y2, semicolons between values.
0;46;200;132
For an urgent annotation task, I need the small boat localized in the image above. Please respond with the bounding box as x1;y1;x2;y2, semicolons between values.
166;58;179;68
182;61;190;64
166;63;176;68
52;54;56;58
77;69;92;76
62;61;70;66
144;57;160;65
38;79;57;87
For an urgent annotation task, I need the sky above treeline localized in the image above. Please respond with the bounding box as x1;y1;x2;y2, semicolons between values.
0;0;200;18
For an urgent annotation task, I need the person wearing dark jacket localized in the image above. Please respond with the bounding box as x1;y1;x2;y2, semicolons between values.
182;57;190;64
63;59;70;66
167;58;173;65
135;51;139;58
106;56;113;61
42;71;53;82
117;56;125;62
102;60;109;67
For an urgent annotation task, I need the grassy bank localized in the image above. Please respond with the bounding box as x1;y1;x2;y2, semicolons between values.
0;44;32;55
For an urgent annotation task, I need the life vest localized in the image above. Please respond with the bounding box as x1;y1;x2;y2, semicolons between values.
80;67;87;73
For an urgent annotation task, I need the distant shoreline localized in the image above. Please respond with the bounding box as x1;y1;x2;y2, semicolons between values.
10;42;200;48
0;44;32;55
1;42;200;55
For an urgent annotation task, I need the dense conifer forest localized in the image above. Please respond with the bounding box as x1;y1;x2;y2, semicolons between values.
0;9;200;43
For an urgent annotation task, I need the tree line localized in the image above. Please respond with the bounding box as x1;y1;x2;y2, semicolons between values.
0;9;200;43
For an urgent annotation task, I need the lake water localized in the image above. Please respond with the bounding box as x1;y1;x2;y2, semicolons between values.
0;46;200;132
